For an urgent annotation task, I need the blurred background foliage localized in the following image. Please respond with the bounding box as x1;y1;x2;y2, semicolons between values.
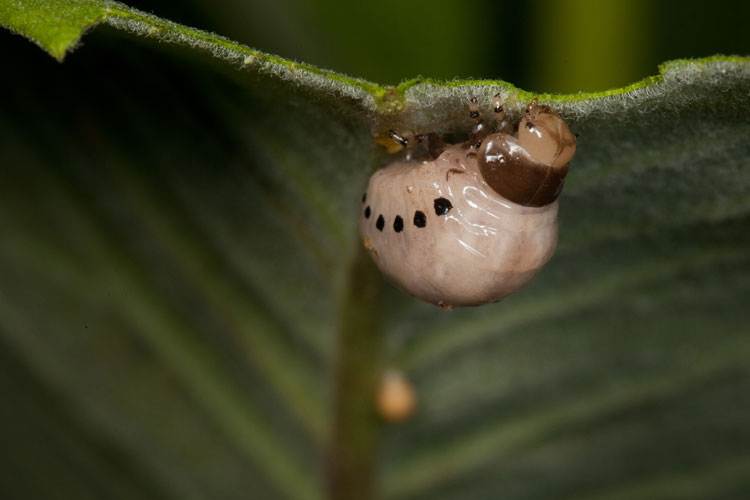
1;1;749;500
123;0;750;91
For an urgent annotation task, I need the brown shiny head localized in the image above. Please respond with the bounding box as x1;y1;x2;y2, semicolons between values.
478;102;575;207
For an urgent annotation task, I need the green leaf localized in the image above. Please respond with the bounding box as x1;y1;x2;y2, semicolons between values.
1;2;749;500
0;0;110;59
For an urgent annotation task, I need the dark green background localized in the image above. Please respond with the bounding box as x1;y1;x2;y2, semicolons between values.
124;0;750;91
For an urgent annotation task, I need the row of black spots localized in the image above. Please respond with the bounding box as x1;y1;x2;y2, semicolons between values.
373;213;406;232
363;197;453;233
368;210;426;232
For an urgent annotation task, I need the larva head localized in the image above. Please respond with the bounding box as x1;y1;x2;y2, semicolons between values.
478;100;576;207
517;99;576;168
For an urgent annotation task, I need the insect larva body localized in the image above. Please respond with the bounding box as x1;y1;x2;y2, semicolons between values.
362;98;575;309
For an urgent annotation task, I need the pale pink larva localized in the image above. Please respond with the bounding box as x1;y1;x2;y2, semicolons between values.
360;98;575;309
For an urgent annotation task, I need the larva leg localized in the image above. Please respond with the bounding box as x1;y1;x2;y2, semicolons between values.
468;96;488;150
386;130;445;159
492;93;514;134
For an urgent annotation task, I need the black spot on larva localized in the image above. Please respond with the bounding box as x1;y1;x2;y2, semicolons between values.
494;105;503;113
364;206;371;218
376;215;385;231
362;192;367;203
434;198;453;216
393;216;404;233
413;211;426;228
470;96;478;103
469;111;479;119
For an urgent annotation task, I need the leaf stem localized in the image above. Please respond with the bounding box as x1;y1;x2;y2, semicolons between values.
327;246;385;500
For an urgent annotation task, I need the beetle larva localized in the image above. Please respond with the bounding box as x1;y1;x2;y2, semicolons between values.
361;97;575;309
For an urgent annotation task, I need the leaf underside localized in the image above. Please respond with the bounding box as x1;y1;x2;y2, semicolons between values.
1;2;750;500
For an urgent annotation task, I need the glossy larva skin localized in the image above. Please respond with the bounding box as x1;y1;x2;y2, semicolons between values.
361;144;559;308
